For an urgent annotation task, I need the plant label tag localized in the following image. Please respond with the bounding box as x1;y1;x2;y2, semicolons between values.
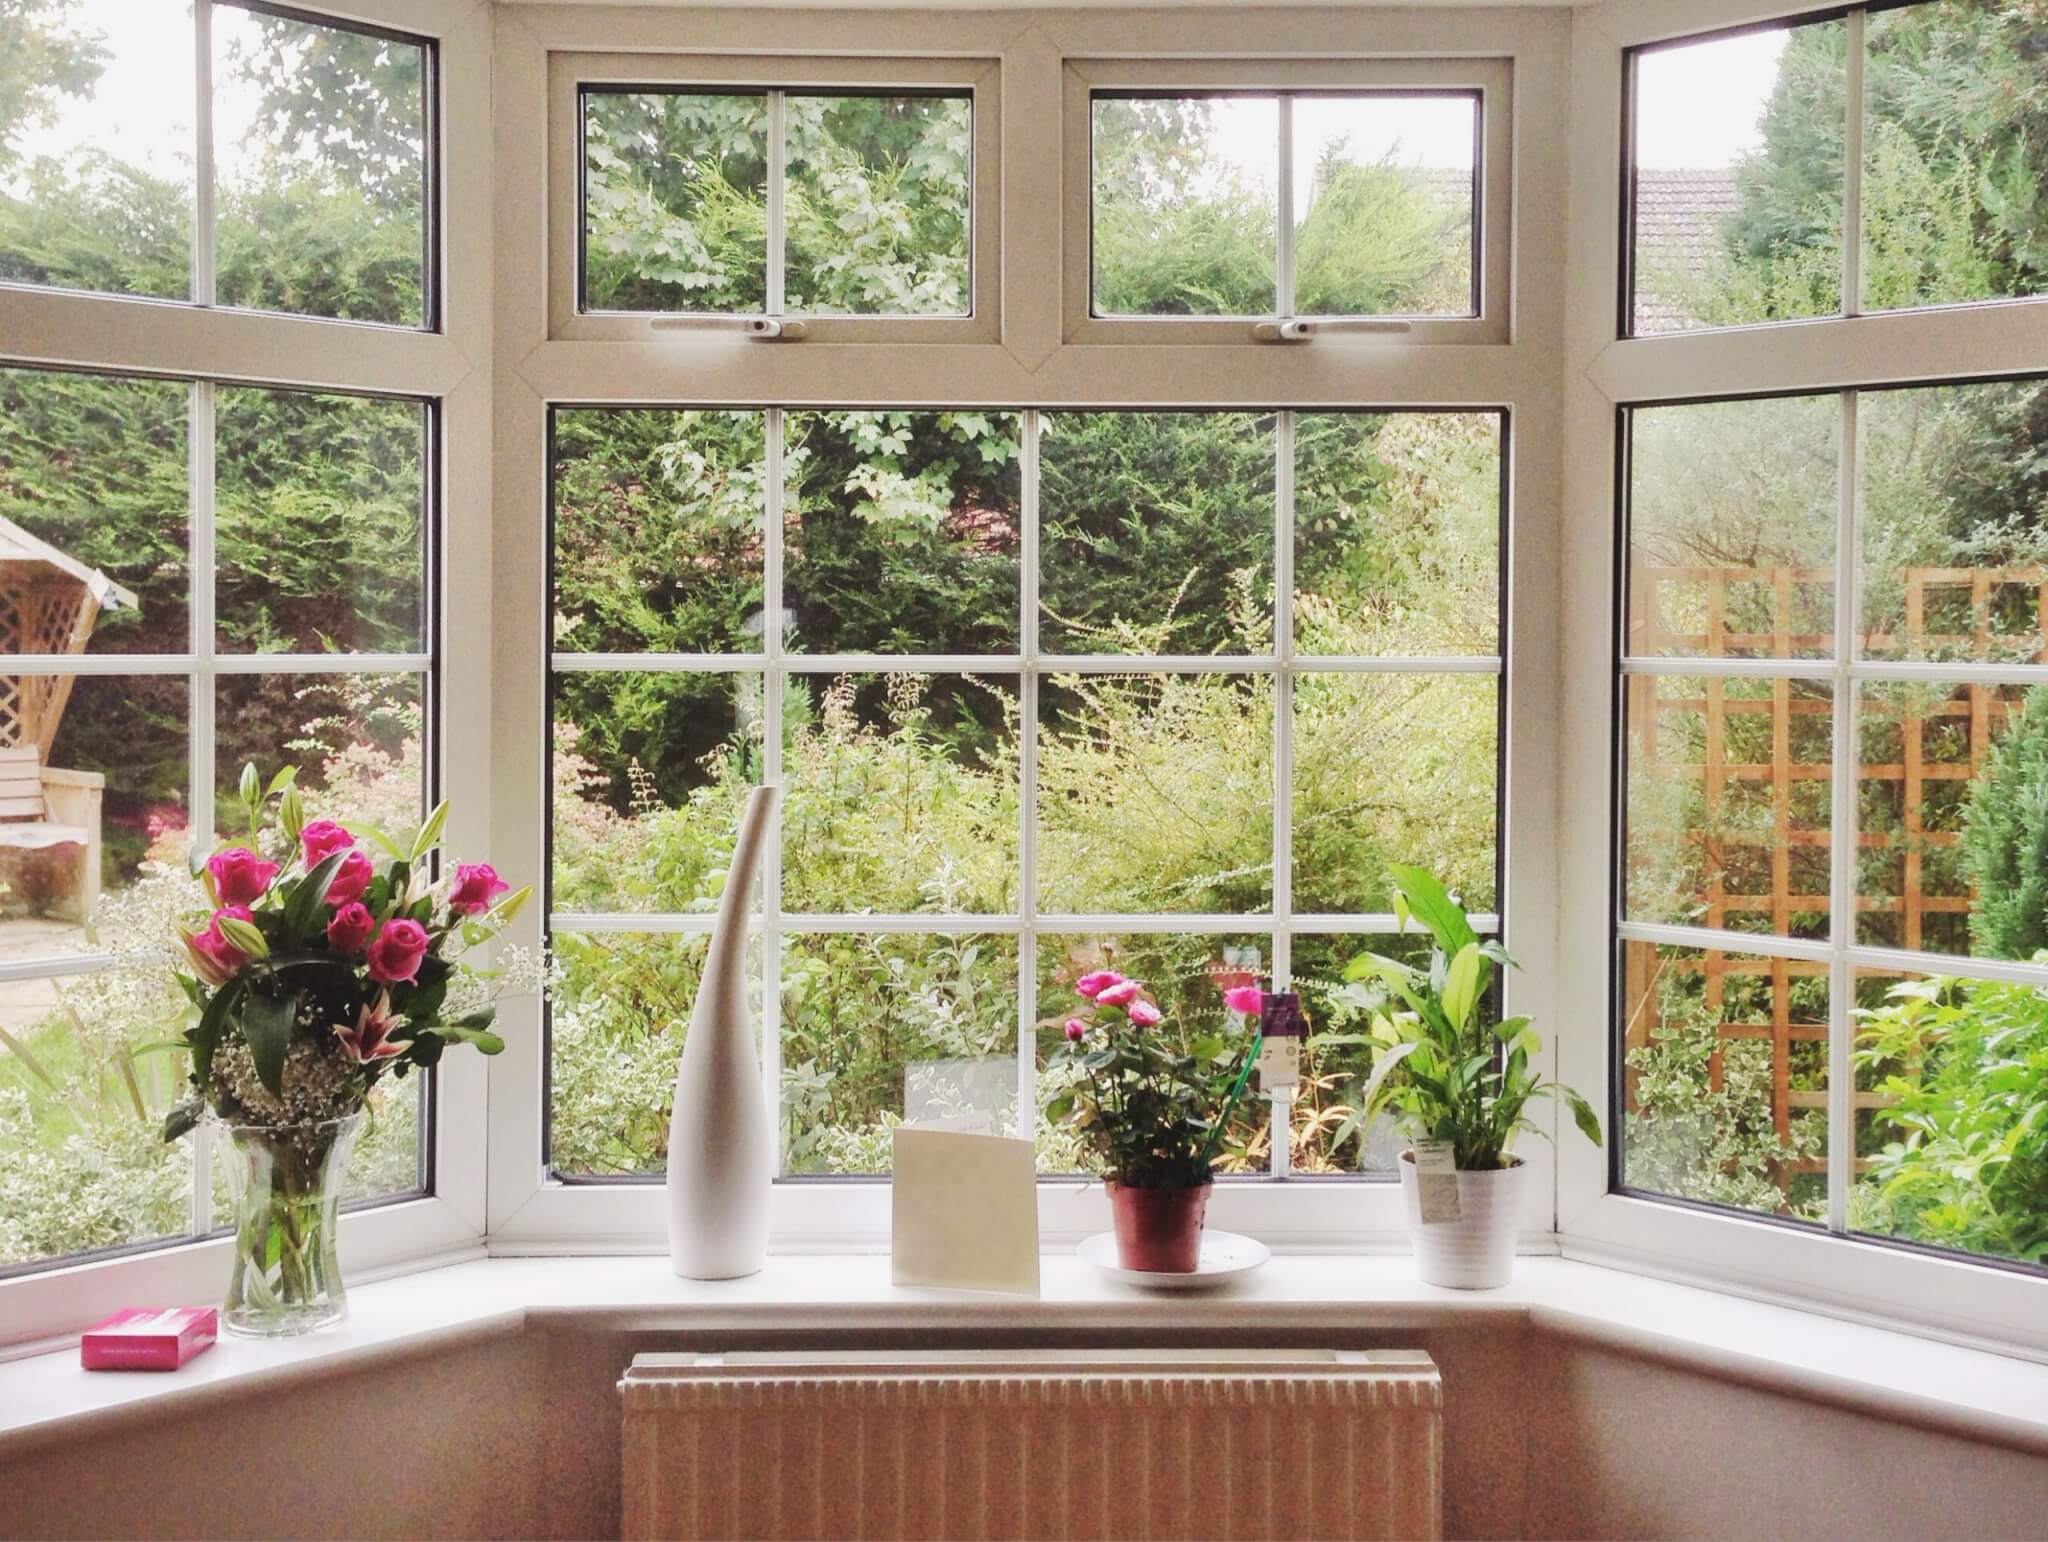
1412;1139;1463;1224
1255;1034;1300;1092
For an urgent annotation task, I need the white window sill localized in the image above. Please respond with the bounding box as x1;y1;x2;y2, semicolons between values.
4;1254;2046;1461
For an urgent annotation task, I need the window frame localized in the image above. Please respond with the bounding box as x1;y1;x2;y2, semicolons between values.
546;51;1001;344
1560;0;2048;1358
1061;56;1514;347
0;0;493;1353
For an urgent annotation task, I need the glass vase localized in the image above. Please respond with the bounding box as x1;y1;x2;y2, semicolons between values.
218;1112;364;1338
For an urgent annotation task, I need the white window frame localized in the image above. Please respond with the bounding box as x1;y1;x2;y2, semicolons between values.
1558;0;2048;1357
1062;57;1514;347
0;0;493;1353
548;51;1001;344
488;1;1571;1257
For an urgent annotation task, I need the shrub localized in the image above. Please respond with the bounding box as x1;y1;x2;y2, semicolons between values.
1962;685;2048;962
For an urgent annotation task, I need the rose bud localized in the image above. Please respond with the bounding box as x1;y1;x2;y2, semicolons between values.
447;862;510;917
299;820;355;868
327;901;374;955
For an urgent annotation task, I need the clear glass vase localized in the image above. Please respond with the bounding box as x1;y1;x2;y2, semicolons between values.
218;1112;364;1338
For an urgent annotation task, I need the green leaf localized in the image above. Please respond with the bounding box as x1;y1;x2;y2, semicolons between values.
492;884;533;924
190;977;244;1091
410;801;449;862
0;1023;60;1092
285;851;348;940
349;822;410;861
1385;864;1478;956
266;765;298;799
1442;942;1483;1031
1563;1086;1604;1148
215;916;270;960
433;1025;504;1054
241;988;299;1099
161;1098;203;1144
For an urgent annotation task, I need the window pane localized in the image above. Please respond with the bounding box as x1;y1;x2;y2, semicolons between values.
549;931;762;1178
1631;20;1845;333
1628;397;1838;661
1859;380;2048;666
9;675;189;964
1851;966;2047;1267
0;968;194;1270
782;931;1016;1173
1623;673;1834;939
1038;672;1273;915
1092;94;1277;317
216;674;423;840
1619;938;1830;1221
582;90;768;313
216;388;426;654
1294;412;1499;657
783;673;1017;914
1036;931;1266;1175
1857;679;2048;964
0;0;192;301
1293;930;1486;1175
552;672;763;916
1038;411;1274;656
1862;1;2048;313
552;408;767;657
1293;674;1497;915
1293;94;1475;317
784;93;970;317
0;366;188;656
784;411;1020;655
212;3;427;326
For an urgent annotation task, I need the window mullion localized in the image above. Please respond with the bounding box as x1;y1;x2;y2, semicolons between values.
188;377;218;1239
1270;409;1295;1178
1275;95;1295;318
766;91;787;317
1841;8;1867;320
193;0;215;309
1016;411;1043;1142
762;407;786;1166
1826;388;1861;1234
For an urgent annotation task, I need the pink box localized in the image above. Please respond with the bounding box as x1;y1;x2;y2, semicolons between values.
80;1308;218;1372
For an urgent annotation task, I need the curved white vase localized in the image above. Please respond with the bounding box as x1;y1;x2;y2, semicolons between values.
667;783;779;1279
1397;1151;1525;1289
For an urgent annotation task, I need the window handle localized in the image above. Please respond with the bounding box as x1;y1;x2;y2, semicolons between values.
1252;318;1416;342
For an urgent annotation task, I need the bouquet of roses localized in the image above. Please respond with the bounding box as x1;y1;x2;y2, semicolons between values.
161;764;531;1143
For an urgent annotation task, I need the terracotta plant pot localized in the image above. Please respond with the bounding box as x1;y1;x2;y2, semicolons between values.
1106;1179;1211;1272
1397;1151;1526;1289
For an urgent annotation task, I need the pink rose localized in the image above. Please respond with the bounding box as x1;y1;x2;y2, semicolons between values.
186;905;255;985
206;847;278;907
300;820;355;867
447;862;510;917
325;849;373;906
1095;979;1141;1008
326;901;374;955
1127;999;1163;1027
1223;985;1264;1016
365;918;430;985
1064;1017;1087;1042
1075;970;1124;1000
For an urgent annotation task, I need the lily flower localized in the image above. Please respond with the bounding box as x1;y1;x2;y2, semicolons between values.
335;993;410;1064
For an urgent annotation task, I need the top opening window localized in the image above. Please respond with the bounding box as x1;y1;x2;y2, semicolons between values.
550;54;995;339
1091;91;1478;320
1063;60;1510;346
1626;0;2048;336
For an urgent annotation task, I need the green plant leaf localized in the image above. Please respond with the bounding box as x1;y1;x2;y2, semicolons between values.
410;801;449;862
190;977;245;1091
1385;863;1478;956
1562;1086;1604;1148
160;1097;202;1144
285;851;349;940
241;988;299;1099
1442;942;1483;1031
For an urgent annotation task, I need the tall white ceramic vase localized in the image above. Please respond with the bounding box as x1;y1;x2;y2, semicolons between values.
666;783;778;1279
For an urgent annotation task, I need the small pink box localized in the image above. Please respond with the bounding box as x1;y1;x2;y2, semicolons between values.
80;1308;218;1372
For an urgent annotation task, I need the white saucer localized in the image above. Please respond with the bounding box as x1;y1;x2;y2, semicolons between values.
1077;1229;1271;1290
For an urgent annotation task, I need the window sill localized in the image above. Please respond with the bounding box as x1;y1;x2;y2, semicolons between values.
4;1254;2046;1462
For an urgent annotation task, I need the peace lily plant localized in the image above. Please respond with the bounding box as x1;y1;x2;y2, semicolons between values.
1330;864;1602;1287
164;764;532;1335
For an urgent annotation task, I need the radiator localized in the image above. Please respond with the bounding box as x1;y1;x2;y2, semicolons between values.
619;1348;1442;1542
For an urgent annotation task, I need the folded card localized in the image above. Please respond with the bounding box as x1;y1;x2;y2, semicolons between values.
890;1126;1040;1296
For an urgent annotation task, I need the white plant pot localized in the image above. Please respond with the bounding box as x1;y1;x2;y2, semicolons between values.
1397;1151;1525;1290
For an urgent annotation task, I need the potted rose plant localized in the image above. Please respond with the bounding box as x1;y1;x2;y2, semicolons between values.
1331;864;1601;1289
1045;970;1261;1272
161;765;531;1337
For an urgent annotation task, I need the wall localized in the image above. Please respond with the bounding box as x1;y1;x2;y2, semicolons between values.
4;1322;2045;1540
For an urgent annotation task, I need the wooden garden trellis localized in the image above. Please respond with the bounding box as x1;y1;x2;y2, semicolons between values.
1624;561;2048;1182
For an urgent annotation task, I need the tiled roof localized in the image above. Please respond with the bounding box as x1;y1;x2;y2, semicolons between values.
1632;167;1742;331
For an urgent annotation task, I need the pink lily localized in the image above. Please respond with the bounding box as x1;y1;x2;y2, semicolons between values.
335;993;410;1064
